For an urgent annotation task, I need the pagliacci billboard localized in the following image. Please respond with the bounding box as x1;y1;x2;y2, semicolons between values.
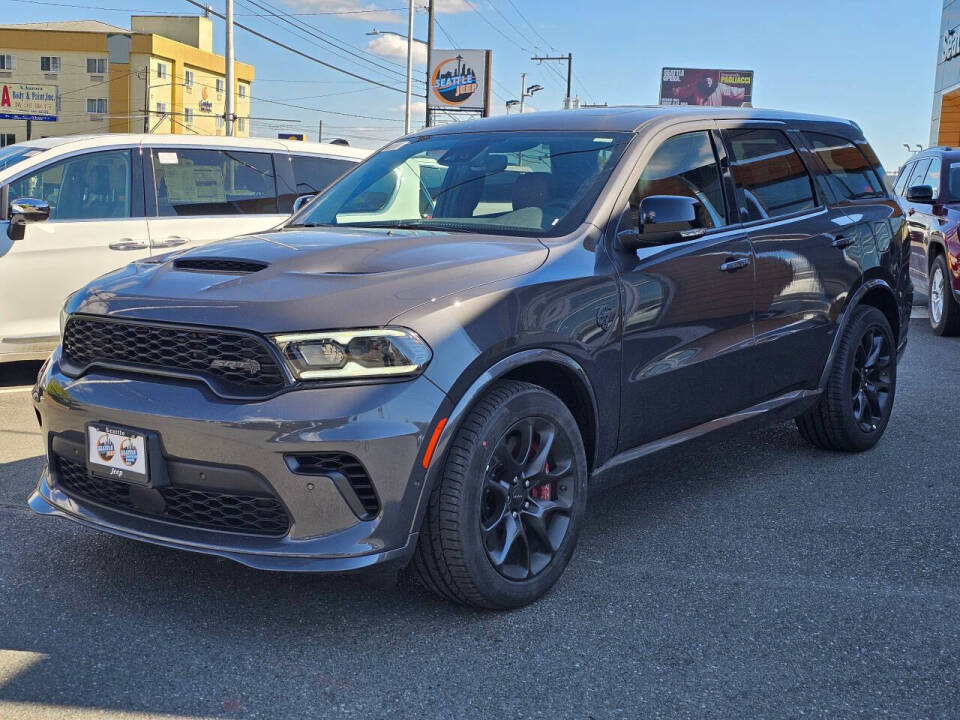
659;68;754;107
428;49;491;113
0;83;57;121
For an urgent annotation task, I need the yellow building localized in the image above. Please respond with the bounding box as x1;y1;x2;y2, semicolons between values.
0;15;253;144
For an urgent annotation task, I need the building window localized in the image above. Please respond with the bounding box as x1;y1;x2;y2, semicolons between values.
1;133;16;147
156;102;166;115
237;117;246;133
156;63;167;79
216;77;225;94
0;54;15;71
184;108;194;124
215;115;224;131
238;84;247;99
86;57;107;74
184;70;194;88
86;98;107;115
40;56;61;73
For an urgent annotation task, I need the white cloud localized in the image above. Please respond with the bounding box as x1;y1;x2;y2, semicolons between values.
367;33;428;64
281;0;402;24
433;0;471;13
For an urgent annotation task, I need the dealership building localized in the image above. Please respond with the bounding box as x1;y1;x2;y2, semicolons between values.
0;15;253;145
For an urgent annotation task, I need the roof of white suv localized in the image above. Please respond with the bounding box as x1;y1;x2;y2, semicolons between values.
14;134;370;160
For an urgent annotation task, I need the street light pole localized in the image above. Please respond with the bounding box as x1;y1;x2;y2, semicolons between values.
425;0;434;128
225;0;235;136
404;0;414;134
518;72;527;114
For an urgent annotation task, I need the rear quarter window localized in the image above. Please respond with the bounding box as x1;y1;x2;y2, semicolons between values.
802;131;886;201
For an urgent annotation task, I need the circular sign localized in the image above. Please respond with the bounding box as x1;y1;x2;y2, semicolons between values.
96;434;115;462
119;438;139;467
431;56;479;107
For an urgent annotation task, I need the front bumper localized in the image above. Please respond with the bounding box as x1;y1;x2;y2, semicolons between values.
31;350;450;572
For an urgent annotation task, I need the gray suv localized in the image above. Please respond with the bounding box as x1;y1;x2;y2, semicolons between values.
30;107;911;608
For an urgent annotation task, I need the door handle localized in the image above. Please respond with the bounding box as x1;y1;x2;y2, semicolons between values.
108;239;149;251
151;235;190;248
720;257;750;272
832;234;856;249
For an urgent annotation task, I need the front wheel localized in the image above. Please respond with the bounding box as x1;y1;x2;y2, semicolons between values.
797;305;897;452
929;254;960;336
409;380;588;609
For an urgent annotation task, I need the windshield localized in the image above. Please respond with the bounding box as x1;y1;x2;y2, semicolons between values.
292;130;633;237
0;145;41;172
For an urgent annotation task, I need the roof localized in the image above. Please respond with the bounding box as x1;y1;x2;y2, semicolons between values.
415;105;858;137
0;20;130;34
13;134;370;159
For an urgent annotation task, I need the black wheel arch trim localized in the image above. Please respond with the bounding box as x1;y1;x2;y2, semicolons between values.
818;278;903;391
408;348;600;537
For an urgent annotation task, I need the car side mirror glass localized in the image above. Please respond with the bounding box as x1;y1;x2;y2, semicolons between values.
292;193;317;215
7;197;51;241
906;184;934;204
617;195;706;251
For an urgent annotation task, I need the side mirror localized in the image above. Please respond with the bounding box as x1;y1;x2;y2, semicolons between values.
8;197;51;241
292;193;317;215
906;184;934;204
617;195;706;251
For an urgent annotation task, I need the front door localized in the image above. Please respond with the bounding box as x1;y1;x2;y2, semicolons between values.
614;128;757;450
144;147;289;253
0;148;148;354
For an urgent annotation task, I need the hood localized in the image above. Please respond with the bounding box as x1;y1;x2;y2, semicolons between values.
71;228;548;333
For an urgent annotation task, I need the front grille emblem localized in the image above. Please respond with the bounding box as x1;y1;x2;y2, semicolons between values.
210;358;262;375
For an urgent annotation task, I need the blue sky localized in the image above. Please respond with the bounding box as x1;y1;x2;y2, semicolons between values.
14;0;943;168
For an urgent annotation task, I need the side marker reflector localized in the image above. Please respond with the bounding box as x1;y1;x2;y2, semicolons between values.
422;417;448;469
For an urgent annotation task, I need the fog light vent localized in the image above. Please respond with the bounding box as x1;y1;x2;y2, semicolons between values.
286;452;380;519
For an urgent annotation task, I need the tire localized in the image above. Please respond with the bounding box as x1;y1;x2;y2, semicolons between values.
928;254;960;336
408;380;588;609
797;305;897;452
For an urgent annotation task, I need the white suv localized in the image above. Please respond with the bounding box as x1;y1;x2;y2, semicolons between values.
0;134;368;363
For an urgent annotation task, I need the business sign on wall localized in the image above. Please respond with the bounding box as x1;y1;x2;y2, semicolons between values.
943;28;960;63
428;49;490;112
659;68;754;107
0;83;57;121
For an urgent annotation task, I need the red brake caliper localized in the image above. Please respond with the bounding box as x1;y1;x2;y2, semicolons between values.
530;458;553;501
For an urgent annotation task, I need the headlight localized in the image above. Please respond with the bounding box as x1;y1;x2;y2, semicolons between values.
59;306;69;339
271;328;432;381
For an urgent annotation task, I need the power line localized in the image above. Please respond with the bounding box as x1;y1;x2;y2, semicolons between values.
503;0;556;52
5;0;406;16
461;0;529;52
181;0;410;95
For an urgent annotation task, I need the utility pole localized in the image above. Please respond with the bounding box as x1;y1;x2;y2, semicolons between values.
318;119;322;143
225;0;235;136
531;53;573;108
142;65;150;133
425;0;434;128
404;0;414;134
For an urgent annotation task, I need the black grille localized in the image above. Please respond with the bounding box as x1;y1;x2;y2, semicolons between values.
288;453;380;518
173;258;268;274
56;457;290;536
62;317;286;396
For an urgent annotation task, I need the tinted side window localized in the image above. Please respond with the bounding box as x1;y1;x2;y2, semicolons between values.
802;132;885;200
922;157;942;199
627;131;727;230
152;148;278;216
906;158;931;191
292;154;356;194
893;161;915;197
8;150;131;220
726;128;816;221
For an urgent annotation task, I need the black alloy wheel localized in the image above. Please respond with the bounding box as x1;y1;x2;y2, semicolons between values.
409;380;587;609
480;416;575;581
849;325;893;434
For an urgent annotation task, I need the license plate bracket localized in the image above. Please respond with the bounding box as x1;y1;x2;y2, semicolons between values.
86;422;164;487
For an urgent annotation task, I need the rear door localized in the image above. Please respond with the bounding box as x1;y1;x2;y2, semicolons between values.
144;147;288;252
0;147;148;352
718;123;861;400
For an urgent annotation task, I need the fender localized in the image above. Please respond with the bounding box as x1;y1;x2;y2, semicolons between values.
817;278;901;391
407;348;600;537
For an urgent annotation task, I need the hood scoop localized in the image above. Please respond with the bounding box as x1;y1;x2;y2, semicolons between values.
172;257;269;274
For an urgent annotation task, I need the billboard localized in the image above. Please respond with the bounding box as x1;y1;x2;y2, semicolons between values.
0;83;57;121
428;49;490;112
659;68;754;108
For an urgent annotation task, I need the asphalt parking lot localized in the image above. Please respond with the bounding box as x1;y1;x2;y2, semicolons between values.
0;315;958;719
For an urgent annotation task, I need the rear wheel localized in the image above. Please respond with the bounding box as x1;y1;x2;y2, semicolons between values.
797;305;897;452
409;380;587;609
929;254;960;336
